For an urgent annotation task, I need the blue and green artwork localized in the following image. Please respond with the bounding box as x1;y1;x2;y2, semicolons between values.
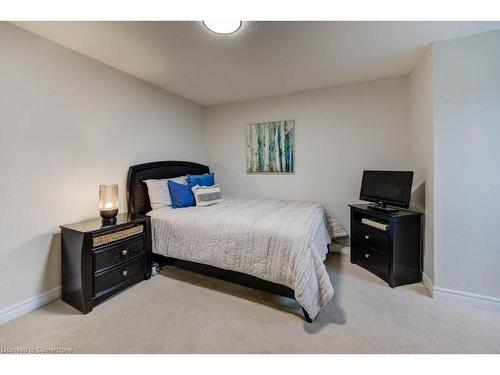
246;120;294;173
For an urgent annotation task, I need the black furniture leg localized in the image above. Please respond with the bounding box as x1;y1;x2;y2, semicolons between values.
302;307;313;323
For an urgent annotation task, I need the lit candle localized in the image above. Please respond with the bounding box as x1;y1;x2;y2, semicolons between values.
99;184;119;222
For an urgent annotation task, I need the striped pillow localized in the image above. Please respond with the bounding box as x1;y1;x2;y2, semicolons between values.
191;184;223;207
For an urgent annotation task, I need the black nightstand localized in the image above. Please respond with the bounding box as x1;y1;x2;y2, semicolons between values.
60;214;152;314
349;204;422;288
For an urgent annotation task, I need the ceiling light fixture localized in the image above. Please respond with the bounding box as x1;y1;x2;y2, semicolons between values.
202;20;242;35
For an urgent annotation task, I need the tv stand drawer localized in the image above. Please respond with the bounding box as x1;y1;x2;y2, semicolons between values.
352;241;389;282
352;222;390;254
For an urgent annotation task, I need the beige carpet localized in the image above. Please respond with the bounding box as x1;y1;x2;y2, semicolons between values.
1;252;499;353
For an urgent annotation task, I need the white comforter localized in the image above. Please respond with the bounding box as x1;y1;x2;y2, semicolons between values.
148;197;347;319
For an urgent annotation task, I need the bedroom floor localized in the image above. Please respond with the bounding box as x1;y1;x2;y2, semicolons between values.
1;251;499;354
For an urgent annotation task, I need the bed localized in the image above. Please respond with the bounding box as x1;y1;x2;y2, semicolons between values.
127;161;347;322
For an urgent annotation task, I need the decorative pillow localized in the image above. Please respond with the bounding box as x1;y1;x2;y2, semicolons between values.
144;176;188;209
187;173;215;187
168;180;196;208
191;184;223;207
169;176;188;185
144;179;171;209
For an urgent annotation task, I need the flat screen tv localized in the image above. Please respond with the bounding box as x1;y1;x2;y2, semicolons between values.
360;170;414;210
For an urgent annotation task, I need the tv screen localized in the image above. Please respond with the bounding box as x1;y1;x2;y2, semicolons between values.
360;170;414;208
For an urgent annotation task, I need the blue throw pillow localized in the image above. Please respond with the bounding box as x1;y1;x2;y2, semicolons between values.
167;180;195;208
187;173;215;187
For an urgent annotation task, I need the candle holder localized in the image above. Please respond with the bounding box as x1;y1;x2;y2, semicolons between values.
99;184;119;224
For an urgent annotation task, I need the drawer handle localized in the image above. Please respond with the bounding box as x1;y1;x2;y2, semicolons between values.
121;270;128;277
364;234;370;240
364;253;370;259
121;249;128;256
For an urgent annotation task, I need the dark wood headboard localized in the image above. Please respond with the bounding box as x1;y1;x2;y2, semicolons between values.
127;161;209;215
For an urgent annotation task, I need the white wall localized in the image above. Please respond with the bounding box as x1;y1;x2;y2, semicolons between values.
409;47;435;284
3;20;497;319
204;77;413;231
0;23;206;313
432;30;500;299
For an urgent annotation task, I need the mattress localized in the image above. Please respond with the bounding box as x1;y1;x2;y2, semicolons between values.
148;197;347;319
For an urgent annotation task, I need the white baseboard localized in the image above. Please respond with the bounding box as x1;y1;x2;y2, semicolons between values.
0;287;61;325
420;272;499;312
422;272;500;312
433;287;500;313
421;271;434;297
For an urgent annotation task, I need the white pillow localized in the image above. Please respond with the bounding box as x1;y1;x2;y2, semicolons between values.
169;176;188;185
144;176;187;210
191;184;223;207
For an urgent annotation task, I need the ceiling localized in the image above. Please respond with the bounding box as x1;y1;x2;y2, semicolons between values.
12;21;500;106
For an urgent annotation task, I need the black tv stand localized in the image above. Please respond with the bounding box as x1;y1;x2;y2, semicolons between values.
349;204;422;288
367;203;399;212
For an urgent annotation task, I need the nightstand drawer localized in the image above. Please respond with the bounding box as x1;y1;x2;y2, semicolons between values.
352;241;389;281
352;222;390;253
94;257;145;297
93;236;145;273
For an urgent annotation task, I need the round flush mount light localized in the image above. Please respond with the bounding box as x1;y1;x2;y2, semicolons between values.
202;20;242;35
